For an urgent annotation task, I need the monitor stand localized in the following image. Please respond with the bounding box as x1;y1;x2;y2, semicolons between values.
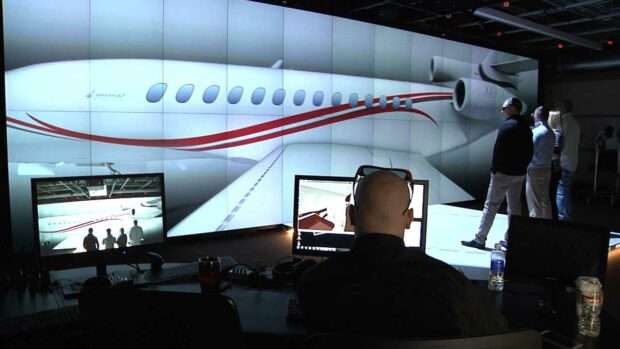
96;251;108;277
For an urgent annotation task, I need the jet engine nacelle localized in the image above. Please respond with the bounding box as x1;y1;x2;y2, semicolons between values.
430;56;476;82
452;78;527;121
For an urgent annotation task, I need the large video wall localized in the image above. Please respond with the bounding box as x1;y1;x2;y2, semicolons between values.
3;0;538;250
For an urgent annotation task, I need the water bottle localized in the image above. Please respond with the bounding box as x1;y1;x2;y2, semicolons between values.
577;278;603;337
488;243;505;292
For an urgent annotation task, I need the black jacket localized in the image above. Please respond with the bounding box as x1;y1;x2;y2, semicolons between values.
297;234;507;338
491;114;534;175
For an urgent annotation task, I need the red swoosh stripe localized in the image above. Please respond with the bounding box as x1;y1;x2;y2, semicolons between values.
7;92;451;150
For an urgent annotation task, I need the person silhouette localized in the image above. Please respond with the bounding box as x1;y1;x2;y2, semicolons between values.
83;227;99;251
102;228;117;249
129;220;144;246
117;227;128;248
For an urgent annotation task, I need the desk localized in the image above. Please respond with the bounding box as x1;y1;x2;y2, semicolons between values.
2;265;619;349
472;281;619;349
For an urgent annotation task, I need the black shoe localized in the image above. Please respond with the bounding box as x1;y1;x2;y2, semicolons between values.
461;239;486;250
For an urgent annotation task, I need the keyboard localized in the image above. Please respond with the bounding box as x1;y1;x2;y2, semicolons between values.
0;305;80;340
144;255;238;285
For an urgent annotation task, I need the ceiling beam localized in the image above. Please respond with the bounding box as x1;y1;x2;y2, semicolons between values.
474;7;603;50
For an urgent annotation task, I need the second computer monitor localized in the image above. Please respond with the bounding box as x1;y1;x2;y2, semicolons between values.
292;175;428;256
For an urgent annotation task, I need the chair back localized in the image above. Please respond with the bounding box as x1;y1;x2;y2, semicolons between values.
305;329;541;349
79;288;243;349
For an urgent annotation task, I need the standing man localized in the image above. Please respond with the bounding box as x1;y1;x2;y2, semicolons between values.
556;99;580;221
83;227;99;251
102;228;117;249
117;227;128;248
462;97;533;249
526;106;555;219
129;220;144;246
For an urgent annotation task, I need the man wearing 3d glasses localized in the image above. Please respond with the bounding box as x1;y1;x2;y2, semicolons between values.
297;165;507;338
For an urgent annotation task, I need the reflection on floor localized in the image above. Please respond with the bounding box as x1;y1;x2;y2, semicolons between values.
427;200;620;280
426;204;507;279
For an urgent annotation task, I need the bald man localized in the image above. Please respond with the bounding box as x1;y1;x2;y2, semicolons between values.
297;170;507;338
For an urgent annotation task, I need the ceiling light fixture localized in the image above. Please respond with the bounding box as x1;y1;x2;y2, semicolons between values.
474;7;602;50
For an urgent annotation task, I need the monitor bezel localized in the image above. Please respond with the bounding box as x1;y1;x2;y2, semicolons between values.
292;174;428;257
31;172;168;271
505;215;610;287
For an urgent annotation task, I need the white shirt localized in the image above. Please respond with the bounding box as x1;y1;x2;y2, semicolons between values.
560;112;581;172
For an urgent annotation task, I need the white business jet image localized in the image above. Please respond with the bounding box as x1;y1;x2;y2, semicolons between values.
5;54;535;237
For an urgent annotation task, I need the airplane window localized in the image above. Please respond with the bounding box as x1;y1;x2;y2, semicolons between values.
349;93;359;108
312;91;324;106
146;83;167;103
294;90;306;106
392;97;401;109
364;94;373;108
272;89;286;105
379;95;387;109
202;85;220;103
228;86;243;104
176;84;194;103
251;87;266;105
331;92;342;106
405;98;413;110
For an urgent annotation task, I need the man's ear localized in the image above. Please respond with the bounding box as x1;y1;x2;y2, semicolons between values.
404;208;413;229
348;204;356;226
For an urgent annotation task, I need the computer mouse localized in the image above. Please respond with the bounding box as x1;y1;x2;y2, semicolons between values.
81;276;112;293
145;252;164;271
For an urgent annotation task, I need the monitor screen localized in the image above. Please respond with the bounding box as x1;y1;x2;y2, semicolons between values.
505;216;610;287
292;175;428;256
32;173;166;259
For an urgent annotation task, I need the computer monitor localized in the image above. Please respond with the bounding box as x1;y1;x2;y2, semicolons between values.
32;173;167;272
292;175;428;256
505;216;610;288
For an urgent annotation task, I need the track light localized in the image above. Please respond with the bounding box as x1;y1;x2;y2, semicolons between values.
474;7;602;50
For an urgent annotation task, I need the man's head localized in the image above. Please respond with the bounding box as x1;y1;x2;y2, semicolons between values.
133;220;138;226
348;169;413;239
501;97;522;117
88;227;93;234
555;99;573;114
532;106;549;122
106;228;111;235
120;227;125;234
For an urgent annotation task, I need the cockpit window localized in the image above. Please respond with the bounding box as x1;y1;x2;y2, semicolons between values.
176;84;194;103
251;87;266;105
146;83;167;103
293;90;306;106
273;89;286;105
203;85;220;104
228;86;243;104
312;91;324;107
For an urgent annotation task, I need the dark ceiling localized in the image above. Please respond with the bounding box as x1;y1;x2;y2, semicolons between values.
255;0;620;62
